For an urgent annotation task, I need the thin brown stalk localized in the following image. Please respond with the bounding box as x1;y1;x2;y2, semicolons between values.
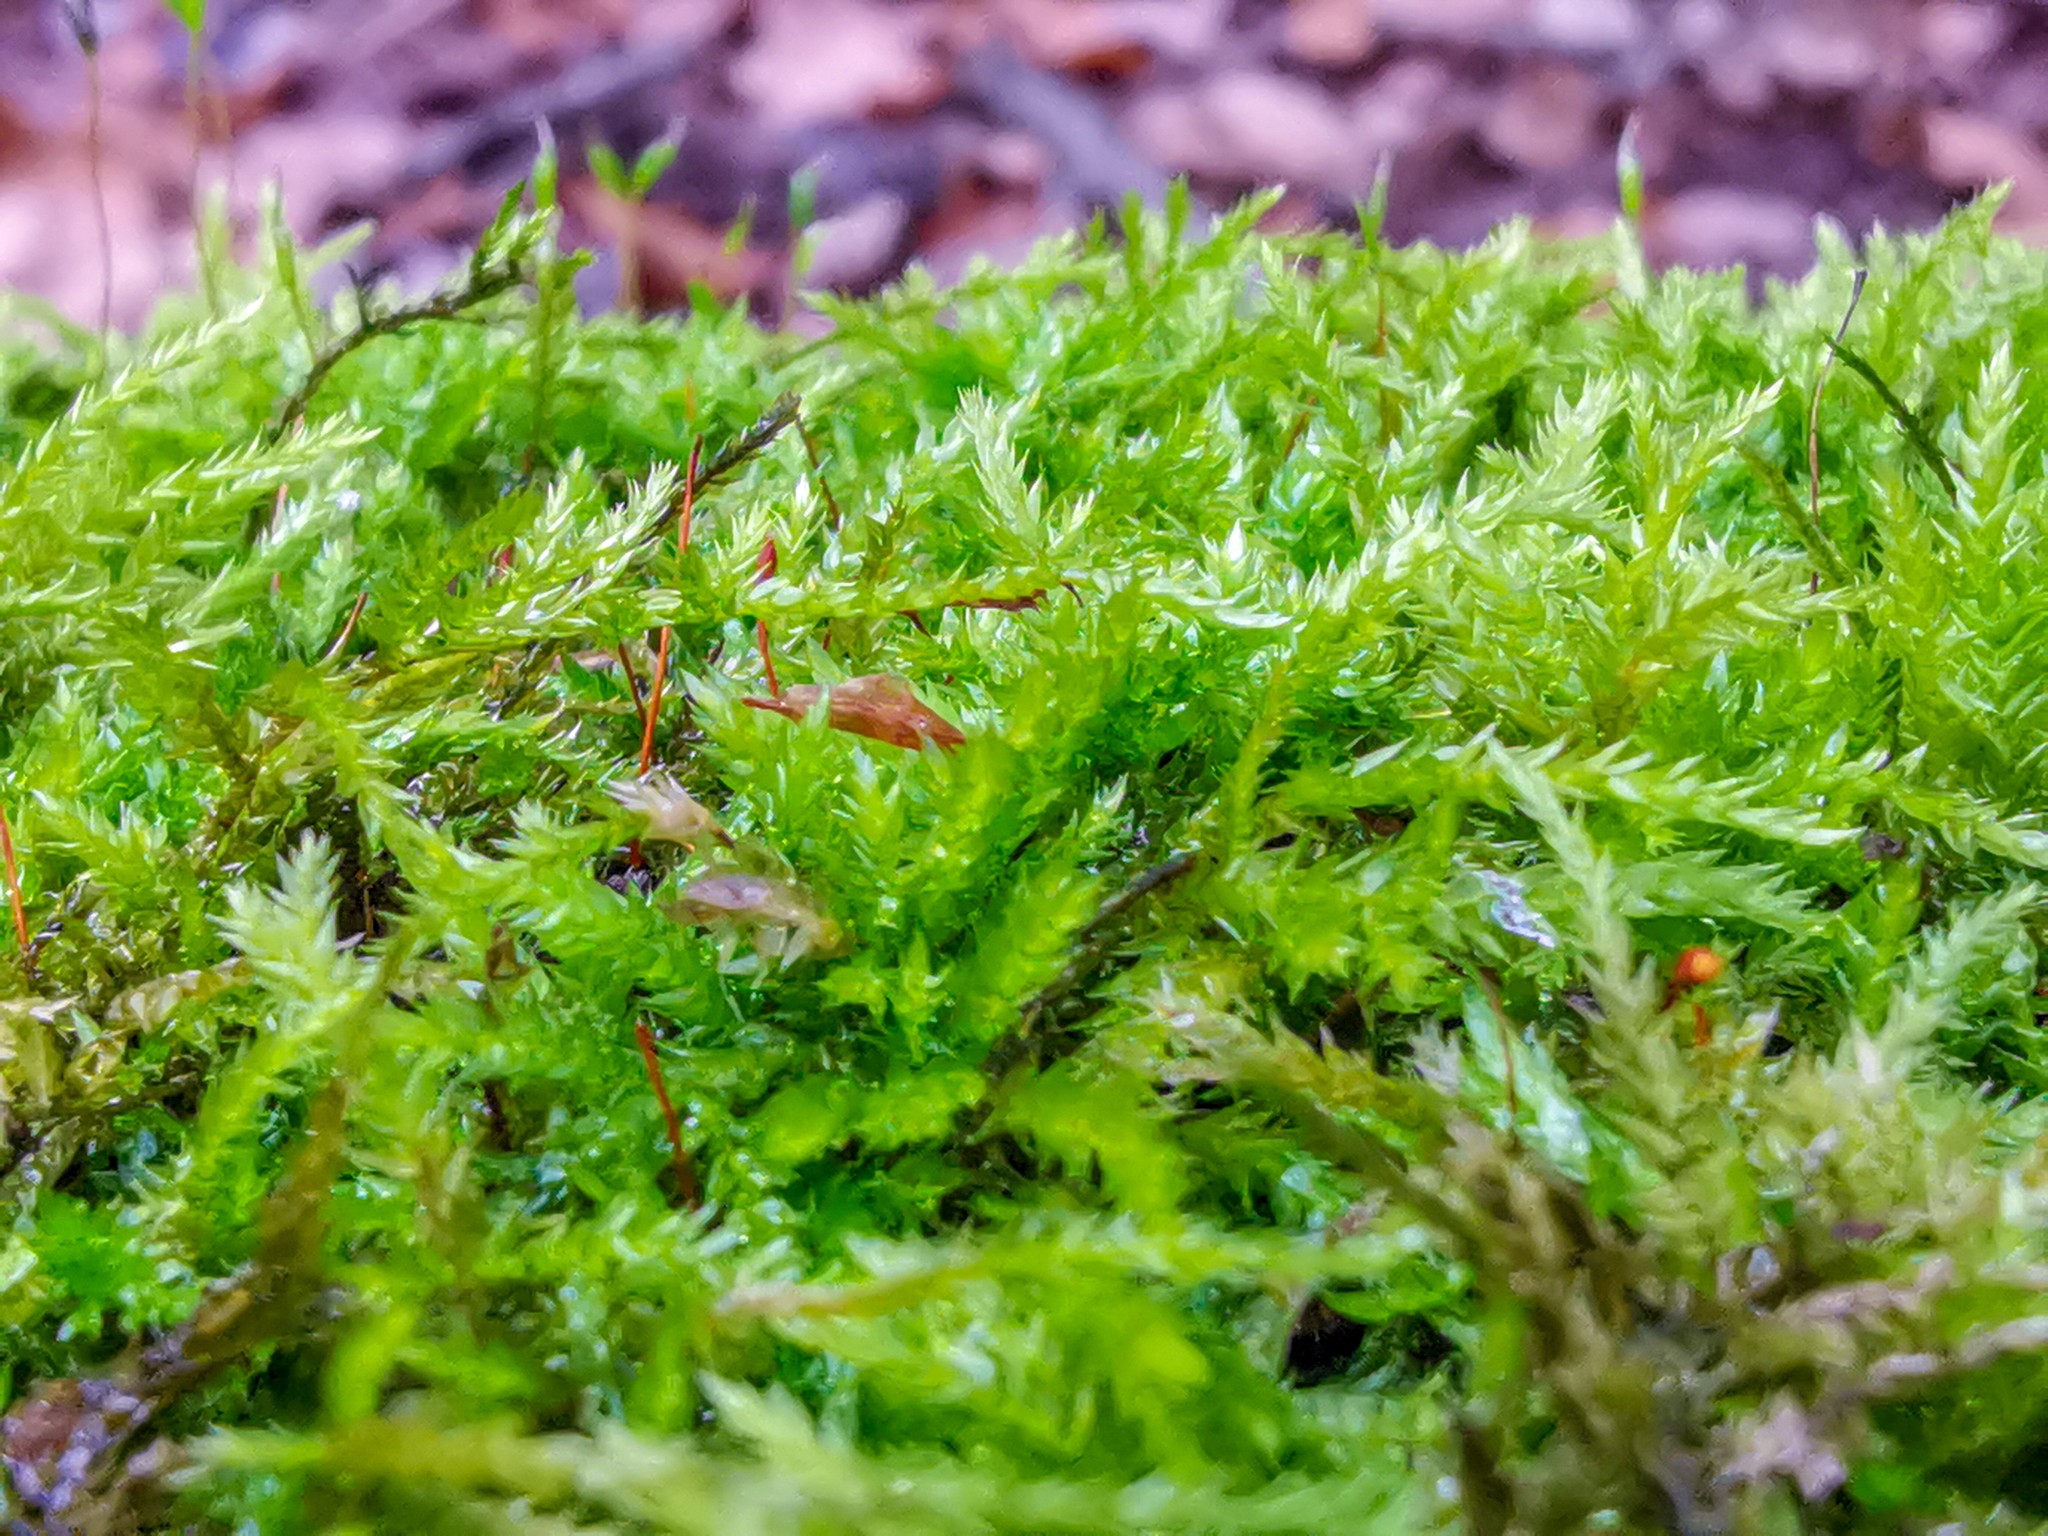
623;446;702;867
635;1018;700;1206
183;33;220;317
640;397;797;547
614;643;643;708
617;203;643;318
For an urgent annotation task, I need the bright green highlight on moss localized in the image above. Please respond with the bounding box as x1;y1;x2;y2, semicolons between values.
4;180;2048;1531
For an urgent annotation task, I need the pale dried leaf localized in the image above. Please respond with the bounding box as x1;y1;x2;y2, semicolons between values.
1719;1397;1849;1502
609;776;730;850
743;674;966;752
668;871;850;962
102;959;253;1034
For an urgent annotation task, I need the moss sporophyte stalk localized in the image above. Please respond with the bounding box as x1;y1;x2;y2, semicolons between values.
3;179;2048;1532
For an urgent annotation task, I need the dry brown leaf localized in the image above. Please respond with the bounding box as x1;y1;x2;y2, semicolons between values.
743;674;966;752
1648;187;1814;274
1526;0;1636;51
915;180;1073;289
1347;57;1456;159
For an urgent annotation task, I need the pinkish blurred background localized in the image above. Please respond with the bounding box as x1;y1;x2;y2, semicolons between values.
0;0;2042;326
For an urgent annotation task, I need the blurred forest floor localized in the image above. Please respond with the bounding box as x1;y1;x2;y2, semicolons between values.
1;0;2044;327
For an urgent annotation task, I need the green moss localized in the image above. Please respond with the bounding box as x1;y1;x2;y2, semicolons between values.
3;180;2048;1532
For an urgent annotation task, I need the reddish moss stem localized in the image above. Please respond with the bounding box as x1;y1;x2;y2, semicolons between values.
0;801;31;977
634;1018;699;1206
677;439;701;555
753;536;780;694
321;592;369;663
637;629;670;777
634;441;702;780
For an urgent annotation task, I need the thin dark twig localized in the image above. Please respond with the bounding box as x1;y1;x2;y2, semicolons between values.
1016;850;1202;1037
795;411;844;528
1826;336;1960;506
265;264;526;444
635;1019;700;1207
698;394;800;487
1807;267;1867;539
190;718;302;878
1739;444;1848;584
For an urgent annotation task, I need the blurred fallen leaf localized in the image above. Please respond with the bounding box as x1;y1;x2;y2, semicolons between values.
1282;0;1377;69
1128;71;1365;196
1923;108;2048;227
731;0;947;130
564;179;774;304
743;674;966;752
800;191;911;291
999;0;1223;74
1479;57;1602;172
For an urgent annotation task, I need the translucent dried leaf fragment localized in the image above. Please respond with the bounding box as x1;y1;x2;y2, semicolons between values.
609;776;731;850
668;870;849;962
1474;868;1557;949
103;958;252;1033
743;673;965;752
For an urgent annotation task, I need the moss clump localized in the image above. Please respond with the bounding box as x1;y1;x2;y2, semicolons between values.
4;179;2048;1532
